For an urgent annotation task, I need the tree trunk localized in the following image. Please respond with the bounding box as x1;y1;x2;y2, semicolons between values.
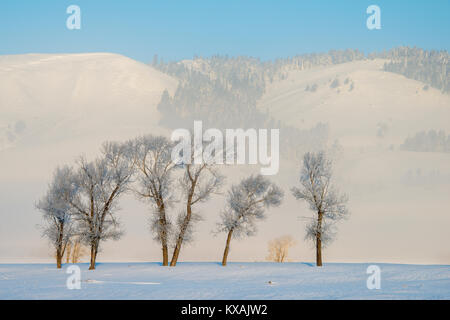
89;243;98;270
65;242;72;264
56;250;62;269
316;211;323;267
316;235;322;267
162;242;169;266
170;235;183;266
56;224;64;268
158;204;169;266
170;195;193;267
222;229;233;266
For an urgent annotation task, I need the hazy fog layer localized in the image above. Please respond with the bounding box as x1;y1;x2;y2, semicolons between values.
1;53;449;265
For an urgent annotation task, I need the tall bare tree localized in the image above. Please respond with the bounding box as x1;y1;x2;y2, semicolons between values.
36;166;77;268
217;175;283;266
131;135;177;266
70;142;134;270
291;151;349;267
170;161;224;266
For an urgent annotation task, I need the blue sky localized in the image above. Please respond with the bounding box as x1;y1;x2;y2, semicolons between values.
0;0;449;62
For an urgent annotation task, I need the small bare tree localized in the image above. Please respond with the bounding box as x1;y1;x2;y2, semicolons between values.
65;242;72;264
291;151;349;267
36;166;77;268
217;175;283;266
71;239;86;263
65;238;86;263
131;135;177;266
266;235;296;263
70;142;134;270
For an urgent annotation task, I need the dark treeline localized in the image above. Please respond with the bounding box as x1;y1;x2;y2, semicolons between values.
378;47;449;93
401;129;450;153
153;52;355;158
152;47;449;159
153;49;366;131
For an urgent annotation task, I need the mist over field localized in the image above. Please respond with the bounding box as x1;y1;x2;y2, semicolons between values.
1;48;449;266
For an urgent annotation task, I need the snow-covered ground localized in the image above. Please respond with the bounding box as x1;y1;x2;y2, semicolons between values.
1;262;449;299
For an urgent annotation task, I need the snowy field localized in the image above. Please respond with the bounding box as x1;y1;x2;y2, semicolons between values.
1;262;449;300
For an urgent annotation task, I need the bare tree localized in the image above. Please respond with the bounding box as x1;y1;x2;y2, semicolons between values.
70;142;134;270
217;175;283;266
266;235;296;263
291;151;349;267
65;237;86;263
36;166;77;268
65;242;72;264
71;238;86;263
170;161;224;266
131;135;177;266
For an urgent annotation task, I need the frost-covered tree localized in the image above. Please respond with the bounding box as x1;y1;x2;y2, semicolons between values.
70;142;134;270
217;175;283;266
131;135;177;266
36;166;78;268
291;151;349;266
170;147;224;266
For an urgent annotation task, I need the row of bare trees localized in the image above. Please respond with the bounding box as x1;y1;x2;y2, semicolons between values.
37;135;349;269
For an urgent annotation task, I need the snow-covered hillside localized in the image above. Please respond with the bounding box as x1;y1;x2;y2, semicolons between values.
258;59;450;148
0;53;177;153
1;262;449;299
0;53;177;263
